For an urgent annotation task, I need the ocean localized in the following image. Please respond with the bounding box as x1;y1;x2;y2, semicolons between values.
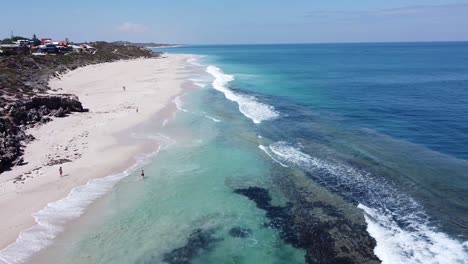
25;43;468;263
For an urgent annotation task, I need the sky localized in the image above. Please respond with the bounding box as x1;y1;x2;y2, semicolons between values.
1;0;468;44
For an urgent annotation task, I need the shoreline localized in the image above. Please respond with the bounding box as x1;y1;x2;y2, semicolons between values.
0;54;195;262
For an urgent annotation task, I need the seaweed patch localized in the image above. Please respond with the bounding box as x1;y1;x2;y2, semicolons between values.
162;228;221;264
234;187;380;264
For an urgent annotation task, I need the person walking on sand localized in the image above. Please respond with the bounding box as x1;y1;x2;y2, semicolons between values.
59;166;63;177
141;169;145;179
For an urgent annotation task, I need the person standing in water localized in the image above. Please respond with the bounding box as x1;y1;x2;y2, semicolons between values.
141;169;145;179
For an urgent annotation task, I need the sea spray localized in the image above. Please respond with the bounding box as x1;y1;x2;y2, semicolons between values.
359;204;468;264
206;66;279;124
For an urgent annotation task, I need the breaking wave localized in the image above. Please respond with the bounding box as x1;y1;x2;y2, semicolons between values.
262;141;468;264
206;65;279;124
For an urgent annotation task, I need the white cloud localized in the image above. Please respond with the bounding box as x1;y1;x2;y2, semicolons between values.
116;22;149;33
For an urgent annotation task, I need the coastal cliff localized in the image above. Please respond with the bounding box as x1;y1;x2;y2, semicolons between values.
0;42;159;172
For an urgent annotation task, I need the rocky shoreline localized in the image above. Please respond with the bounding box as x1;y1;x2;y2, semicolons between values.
0;42;160;172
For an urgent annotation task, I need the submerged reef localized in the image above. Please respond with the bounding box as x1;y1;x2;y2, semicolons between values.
162;228;220;264
234;186;380;264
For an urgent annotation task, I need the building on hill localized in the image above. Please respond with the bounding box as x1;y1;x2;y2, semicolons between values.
40;38;52;45
0;44;30;55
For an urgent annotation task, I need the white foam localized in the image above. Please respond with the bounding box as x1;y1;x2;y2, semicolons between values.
359;204;468;264
258;145;288;167
0;149;160;264
186;57;204;67
204;115;221;123
172;95;189;113
206;65;279;124
190;78;208;88
193;81;207;88
264;141;468;264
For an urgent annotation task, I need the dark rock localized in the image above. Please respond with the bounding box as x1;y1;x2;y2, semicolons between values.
228;227;252;238
0;94;87;172
54;107;66;117
0;42;159;173
47;158;72;166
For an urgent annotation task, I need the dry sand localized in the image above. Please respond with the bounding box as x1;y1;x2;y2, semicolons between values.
0;54;193;251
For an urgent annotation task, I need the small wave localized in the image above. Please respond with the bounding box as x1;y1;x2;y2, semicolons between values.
186;57;203;67
172;95;189;113
206;66;279;124
129;133;175;150
0;149;160;264
264;141;468;263
258;145;288;168
189;78;208;88
204;115;221;123
193;82;207;88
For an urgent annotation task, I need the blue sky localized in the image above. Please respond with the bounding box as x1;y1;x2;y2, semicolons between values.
2;0;468;44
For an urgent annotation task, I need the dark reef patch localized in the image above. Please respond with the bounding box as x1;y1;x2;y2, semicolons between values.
228;227;252;238
234;187;380;264
162;228;220;264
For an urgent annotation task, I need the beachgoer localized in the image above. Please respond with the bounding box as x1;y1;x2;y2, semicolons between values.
136;107;139;113
123;86;126;91
141;170;145;179
59;166;63;177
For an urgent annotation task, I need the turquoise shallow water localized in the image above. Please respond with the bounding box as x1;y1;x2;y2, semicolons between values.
30;76;307;264
21;43;468;264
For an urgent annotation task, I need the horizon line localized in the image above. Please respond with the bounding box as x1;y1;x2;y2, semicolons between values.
155;40;468;47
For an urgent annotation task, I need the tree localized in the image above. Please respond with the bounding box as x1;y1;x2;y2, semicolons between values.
32;34;41;46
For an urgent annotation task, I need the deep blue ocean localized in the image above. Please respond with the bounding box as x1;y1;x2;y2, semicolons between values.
170;43;468;160
160;43;468;263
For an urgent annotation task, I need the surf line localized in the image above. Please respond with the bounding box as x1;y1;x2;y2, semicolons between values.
0;149;161;264
172;95;222;123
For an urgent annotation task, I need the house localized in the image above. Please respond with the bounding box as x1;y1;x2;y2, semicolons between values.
45;43;60;54
71;45;84;53
41;38;52;45
0;44;30;55
81;44;96;53
15;39;32;46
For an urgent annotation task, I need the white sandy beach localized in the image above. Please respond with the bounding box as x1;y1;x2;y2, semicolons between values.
0;54;193;253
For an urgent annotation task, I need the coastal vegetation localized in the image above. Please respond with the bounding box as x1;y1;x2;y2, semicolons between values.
0;42;160;172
